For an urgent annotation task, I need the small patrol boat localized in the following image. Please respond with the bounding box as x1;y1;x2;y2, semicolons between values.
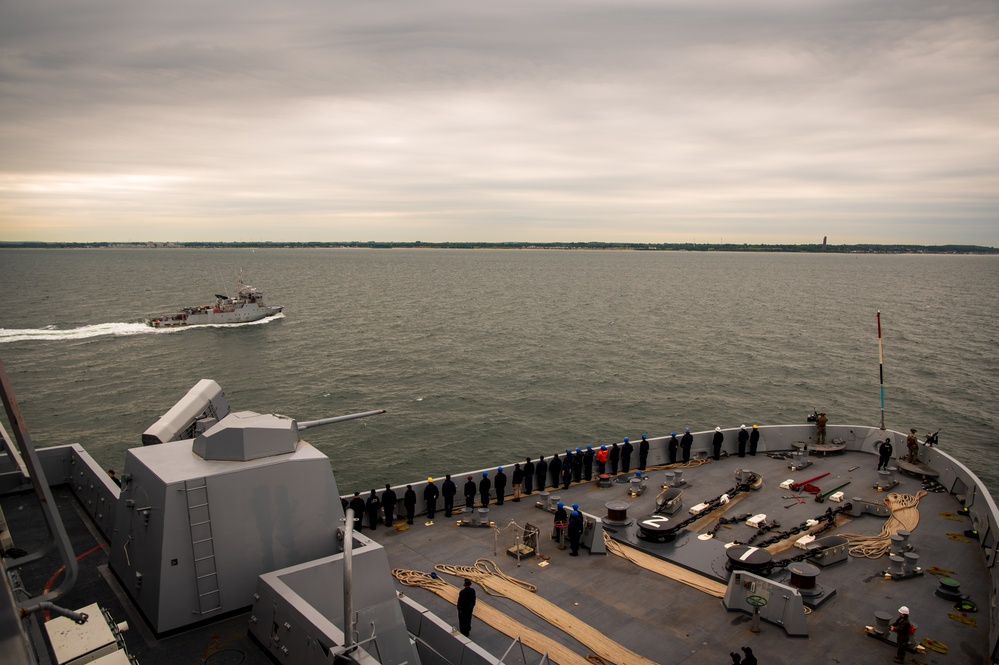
145;279;282;328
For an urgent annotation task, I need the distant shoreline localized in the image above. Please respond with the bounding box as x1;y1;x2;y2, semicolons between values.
1;241;997;254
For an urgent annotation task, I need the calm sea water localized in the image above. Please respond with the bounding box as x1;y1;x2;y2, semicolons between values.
0;248;996;496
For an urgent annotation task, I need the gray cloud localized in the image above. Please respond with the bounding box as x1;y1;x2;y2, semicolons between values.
1;0;996;244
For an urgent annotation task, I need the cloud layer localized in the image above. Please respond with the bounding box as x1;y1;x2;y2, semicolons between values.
1;0;997;244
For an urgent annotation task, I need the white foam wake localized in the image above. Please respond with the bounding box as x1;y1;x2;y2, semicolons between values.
0;312;284;343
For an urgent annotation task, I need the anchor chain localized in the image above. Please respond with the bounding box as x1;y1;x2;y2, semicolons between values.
663;475;759;537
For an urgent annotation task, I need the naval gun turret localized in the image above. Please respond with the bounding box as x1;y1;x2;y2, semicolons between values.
111;382;385;634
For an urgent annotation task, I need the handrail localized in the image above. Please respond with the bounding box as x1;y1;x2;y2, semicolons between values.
0;356;80;614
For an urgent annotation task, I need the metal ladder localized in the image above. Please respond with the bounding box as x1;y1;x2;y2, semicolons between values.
183;478;222;615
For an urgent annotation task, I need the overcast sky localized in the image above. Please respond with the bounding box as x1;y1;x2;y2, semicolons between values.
1;0;997;245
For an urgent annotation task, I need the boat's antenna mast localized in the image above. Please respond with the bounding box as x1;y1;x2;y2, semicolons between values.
877;310;885;430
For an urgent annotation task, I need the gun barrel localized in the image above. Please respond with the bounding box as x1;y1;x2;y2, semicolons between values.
298;409;386;431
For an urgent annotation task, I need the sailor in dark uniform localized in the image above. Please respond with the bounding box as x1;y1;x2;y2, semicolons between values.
568;509;584;556
668;432;679;464
479;471;492;507
404;485;416;525
549;454;561;488
737;425;749;458
638;434;649;470
583;445;595;480
749;424;760;456
572;447;583;482
423;478;439;520
457;579;476;637
441;474;457;517
365;489;381;531
712;427;724;460
878;438;894;470
523;457;535;495
553;501;568;545
621;438;633;473
463;475;476;509
535;456;548;492
681;428;693;462
381;483;397;527
512;463;524;502
609;443;620;475
561;455;572;489
494;467;507;505
349;491;365;531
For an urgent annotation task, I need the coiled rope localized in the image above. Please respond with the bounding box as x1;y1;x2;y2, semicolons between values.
602;532;727;598
393;568;592;665
433;559;659;665
840;491;927;558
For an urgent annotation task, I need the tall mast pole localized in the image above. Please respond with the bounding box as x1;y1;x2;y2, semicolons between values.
877;311;885;430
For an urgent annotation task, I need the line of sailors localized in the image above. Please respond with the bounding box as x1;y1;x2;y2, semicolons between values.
347;426;762;531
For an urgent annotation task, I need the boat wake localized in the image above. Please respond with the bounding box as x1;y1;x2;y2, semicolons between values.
0;312;284;343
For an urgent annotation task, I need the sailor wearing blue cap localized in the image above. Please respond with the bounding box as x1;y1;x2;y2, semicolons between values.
621;437;634;474
479;471;491;507
554;501;568;546
596;445;608;475
571;447;583;483
583;445;595;480
668;431;680;464
639;433;650;471
561;450;573;489
568;508;585;555
494;466;507;505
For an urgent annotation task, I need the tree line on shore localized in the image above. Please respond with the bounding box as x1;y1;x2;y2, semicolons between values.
1;240;996;254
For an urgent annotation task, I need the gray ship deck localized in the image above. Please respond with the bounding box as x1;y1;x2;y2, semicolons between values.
1;443;990;665
371;448;988;665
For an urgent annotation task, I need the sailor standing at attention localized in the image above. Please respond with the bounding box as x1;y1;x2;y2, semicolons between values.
457;579;476;637
381;483;397;527
712;427;724;460
749;424;760;456
568;509;584;556
878;438;894;471
365;489;381;531
349;492;365;531
561;454;573;489
523;457;535;495
681;428;693;462
638;434;649;470
609;443;620;475
423;478;440;520
494;467;507;505
535;456;548;492
621;438;634;474
403;485;417;525
479;471;492;507
583;445;595;480
572;447;583;482
737;425;749;458
596;446;608;475
441;474;457;517
511;463;524;502
549;453;562;489
463;476;476;509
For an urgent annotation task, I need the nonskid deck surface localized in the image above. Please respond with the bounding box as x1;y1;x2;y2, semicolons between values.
2;448;986;665
372;449;988;665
